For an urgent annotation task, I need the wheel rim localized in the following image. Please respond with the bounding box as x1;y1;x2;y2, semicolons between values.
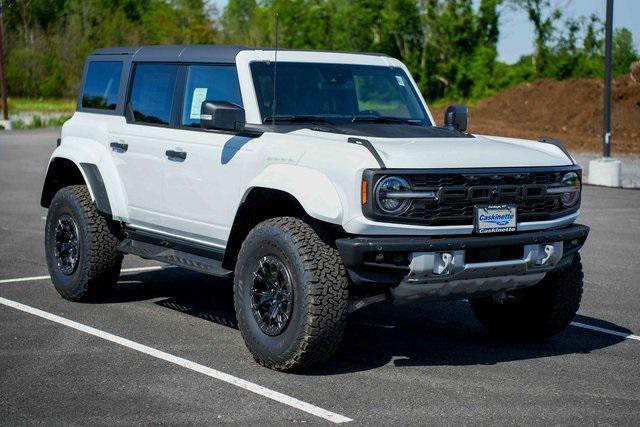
54;214;80;275
250;255;294;336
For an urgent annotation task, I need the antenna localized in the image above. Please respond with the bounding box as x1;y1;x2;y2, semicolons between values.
271;13;279;125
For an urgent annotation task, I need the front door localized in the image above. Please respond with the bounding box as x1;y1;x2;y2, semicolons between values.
159;64;249;248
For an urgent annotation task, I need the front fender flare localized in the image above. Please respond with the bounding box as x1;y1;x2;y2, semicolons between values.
245;164;343;224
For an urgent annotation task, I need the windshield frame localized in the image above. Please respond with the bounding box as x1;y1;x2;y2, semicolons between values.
239;53;434;127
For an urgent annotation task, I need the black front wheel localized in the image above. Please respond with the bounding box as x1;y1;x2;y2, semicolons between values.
234;217;349;371
45;185;123;301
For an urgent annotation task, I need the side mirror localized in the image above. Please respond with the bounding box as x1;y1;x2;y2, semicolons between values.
444;105;468;132
200;100;245;132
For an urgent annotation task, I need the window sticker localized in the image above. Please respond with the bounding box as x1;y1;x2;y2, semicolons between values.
395;75;405;86
190;87;208;119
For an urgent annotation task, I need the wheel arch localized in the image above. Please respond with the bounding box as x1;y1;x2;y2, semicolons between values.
41;157;112;217
243;164;344;224
222;186;343;271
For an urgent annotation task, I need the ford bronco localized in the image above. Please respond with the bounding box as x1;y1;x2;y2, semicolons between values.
41;45;589;371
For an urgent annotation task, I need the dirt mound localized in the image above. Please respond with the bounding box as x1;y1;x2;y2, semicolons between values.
432;75;640;154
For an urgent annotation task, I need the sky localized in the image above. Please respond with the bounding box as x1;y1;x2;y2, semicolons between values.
211;0;640;65
497;0;640;63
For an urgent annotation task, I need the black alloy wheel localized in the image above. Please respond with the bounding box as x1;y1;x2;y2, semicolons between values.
53;214;80;275
250;255;294;336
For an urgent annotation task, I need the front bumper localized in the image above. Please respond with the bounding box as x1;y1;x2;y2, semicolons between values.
336;224;589;301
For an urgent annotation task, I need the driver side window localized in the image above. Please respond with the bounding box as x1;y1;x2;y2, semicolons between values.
181;65;243;128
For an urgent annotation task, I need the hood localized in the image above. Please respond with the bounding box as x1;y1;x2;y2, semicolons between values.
289;128;574;169
370;134;573;168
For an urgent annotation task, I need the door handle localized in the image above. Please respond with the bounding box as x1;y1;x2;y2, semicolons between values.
165;150;187;161
110;142;128;152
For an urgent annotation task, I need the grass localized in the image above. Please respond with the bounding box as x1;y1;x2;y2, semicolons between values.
0;97;74;129
429;97;480;109
10;115;72;129
1;97;76;114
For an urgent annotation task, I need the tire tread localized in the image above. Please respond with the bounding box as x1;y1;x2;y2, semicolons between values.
46;185;122;301
234;217;349;371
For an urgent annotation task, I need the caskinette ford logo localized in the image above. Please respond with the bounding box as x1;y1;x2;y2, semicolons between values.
478;212;515;226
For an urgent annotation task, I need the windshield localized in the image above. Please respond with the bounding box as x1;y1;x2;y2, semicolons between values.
250;62;431;125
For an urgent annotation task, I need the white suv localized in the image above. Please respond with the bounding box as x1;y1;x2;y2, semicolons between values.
41;45;589;371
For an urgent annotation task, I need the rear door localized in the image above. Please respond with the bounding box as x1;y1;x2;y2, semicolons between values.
109;63;179;229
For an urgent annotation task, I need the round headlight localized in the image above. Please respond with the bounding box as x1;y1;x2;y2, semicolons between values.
559;172;581;207
375;176;411;214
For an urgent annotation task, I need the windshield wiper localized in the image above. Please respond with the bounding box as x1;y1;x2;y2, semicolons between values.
263;115;335;125
352;116;423;126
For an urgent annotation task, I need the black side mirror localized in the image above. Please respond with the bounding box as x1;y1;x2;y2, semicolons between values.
200;100;245;132
444;105;468;132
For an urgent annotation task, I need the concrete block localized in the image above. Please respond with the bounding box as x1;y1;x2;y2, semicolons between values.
588;157;622;187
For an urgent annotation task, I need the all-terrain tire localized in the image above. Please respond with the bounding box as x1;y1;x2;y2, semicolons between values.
470;254;584;339
234;217;349;371
45;185;123;301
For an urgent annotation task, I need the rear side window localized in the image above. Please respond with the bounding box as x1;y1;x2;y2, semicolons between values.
181;65;243;127
81;61;122;110
129;64;178;125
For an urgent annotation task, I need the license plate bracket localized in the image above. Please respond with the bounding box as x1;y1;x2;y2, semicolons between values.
474;204;517;234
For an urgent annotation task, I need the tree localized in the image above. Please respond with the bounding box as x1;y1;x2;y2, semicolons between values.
612;28;638;76
509;0;563;75
4;0;633;103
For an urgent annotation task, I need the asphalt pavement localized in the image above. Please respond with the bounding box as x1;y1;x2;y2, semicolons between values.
1;128;639;424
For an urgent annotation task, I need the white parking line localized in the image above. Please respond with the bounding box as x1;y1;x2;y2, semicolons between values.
0;274;51;284
571;321;640;342
0;265;171;284
0;296;353;423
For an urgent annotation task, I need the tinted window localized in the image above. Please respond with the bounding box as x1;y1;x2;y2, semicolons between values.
181;65;243;127
81;61;122;110
250;62;429;124
129;64;178;125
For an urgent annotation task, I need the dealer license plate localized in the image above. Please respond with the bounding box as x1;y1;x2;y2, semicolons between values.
475;204;517;234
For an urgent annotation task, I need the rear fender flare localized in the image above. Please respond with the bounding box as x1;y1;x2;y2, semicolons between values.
42;137;128;219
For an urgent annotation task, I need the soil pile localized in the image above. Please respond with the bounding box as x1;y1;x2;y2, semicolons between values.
432;75;640;154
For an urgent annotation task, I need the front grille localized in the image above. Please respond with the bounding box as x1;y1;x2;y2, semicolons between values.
365;168;580;227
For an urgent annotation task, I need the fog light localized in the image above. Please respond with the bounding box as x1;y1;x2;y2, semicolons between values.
433;252;454;275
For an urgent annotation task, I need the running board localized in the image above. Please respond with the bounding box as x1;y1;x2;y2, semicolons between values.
118;238;232;277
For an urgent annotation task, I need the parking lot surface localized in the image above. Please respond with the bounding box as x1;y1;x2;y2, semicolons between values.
1;128;639;424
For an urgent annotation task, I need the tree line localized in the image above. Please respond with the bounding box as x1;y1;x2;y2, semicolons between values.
1;0;638;101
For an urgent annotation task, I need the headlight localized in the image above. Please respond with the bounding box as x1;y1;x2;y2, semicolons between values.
375;176;411;214
558;172;581;207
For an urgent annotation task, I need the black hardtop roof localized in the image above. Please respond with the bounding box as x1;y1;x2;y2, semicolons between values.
89;44;388;63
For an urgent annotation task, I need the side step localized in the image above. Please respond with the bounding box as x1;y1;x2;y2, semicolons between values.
118;236;232;278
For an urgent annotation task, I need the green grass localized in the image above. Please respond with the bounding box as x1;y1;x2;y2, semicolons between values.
10;115;72;129
429;98;481;109
2;97;76;114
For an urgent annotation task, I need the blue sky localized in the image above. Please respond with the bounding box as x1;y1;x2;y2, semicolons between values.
211;0;639;64
498;0;639;63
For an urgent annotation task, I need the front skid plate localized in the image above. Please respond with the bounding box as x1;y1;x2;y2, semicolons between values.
390;272;547;303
